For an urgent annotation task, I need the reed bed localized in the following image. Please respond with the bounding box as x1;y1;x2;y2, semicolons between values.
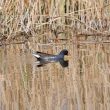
0;0;110;45
0;0;110;110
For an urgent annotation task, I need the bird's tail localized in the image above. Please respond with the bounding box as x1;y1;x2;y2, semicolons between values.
32;52;40;58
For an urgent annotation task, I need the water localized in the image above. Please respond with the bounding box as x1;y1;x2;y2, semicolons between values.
0;42;110;110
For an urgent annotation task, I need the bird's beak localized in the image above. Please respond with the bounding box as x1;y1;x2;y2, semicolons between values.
64;55;71;61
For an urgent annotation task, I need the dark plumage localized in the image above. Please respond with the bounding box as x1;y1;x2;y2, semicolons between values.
32;49;68;67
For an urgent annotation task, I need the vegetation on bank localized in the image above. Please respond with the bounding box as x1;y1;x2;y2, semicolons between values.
0;0;110;45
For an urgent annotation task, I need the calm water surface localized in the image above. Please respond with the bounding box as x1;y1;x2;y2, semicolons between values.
0;43;110;110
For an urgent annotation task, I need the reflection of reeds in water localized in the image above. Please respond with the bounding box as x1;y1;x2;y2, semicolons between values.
0;42;110;110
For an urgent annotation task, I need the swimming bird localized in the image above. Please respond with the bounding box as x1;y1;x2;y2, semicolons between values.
32;49;69;67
